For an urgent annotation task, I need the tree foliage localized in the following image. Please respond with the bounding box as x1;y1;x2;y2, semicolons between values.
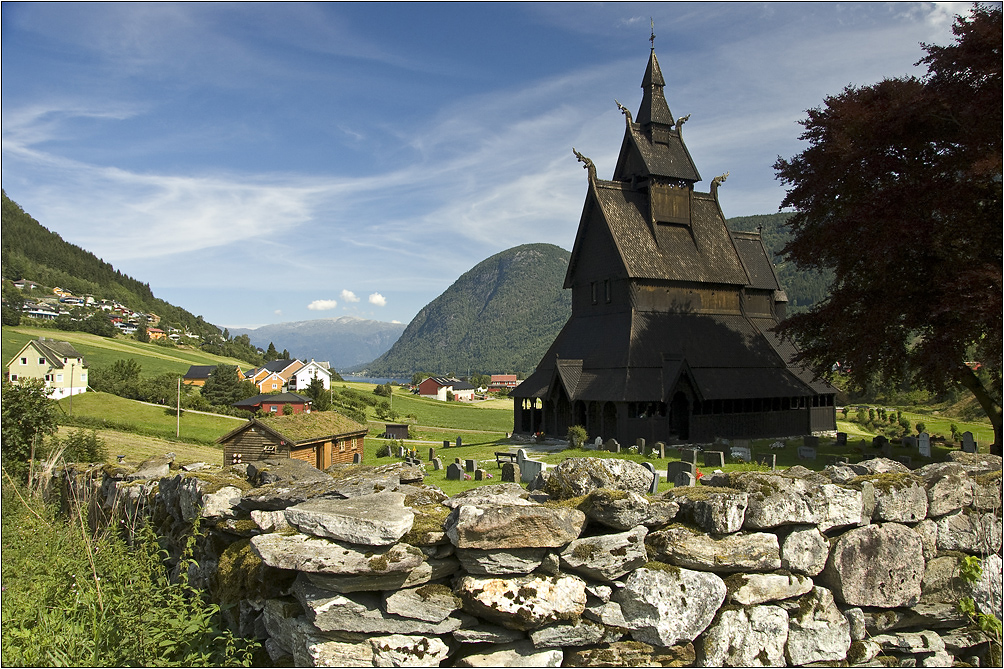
200;364;257;407
774;6;1002;444
1;378;60;477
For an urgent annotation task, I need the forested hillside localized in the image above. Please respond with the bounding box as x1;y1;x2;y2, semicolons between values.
1;191;219;337
727;212;833;313
362;244;572;377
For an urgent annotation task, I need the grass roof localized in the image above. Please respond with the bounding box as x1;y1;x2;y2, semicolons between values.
257;411;367;443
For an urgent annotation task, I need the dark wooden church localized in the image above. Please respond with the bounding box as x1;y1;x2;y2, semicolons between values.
512;48;836;445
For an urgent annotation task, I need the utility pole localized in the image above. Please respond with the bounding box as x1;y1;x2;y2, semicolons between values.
68;362;74;415
176;377;181;437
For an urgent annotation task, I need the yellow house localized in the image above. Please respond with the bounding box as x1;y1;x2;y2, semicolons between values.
7;338;88;399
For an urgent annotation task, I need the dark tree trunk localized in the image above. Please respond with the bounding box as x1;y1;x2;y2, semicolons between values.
957;365;1002;450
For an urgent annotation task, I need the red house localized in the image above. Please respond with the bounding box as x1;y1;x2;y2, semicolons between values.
232;392;312;415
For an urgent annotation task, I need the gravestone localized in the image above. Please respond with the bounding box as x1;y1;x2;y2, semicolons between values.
396;446;406;458
797;446;817;461
653;442;666;459
803;435;820;448
703;451;725;468
443;440;451;450
353;453;362;464
673;471;696;487
456;437;463;448
680;448;699;465
962;432;977;453
516;448;529;464
757;453;776;470
610;441;622;454
474;469;488;481
446;463;463;481
918;433;931;459
431;457;443;471
642;462;660;494
667;461;696;482
501;463;520;483
593;436;603;449
894;455;912;468
902;435;917;450
465;459;477;473
636;438;646;453
730;445;752;462
872;435;889;450
836;432;848;447
429;448;436;461
827;455;849;466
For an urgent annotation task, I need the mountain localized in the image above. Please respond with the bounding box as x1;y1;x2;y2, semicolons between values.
229;317;406;370
1;191;219;337
361;243;572;377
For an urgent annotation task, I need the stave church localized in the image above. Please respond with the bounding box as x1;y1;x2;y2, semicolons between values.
512;47;837;445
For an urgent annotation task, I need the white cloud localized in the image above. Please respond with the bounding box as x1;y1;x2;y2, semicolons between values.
307;299;338;311
340;289;360;302
368;293;387;307
274;309;283;316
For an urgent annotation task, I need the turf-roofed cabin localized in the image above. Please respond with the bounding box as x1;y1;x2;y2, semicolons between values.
218;411;368;469
512;48;836;445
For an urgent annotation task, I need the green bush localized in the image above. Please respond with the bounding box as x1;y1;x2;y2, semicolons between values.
0;482;258;666
566;425;588;450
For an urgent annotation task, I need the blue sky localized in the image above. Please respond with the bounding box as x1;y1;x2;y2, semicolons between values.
1;2;974;329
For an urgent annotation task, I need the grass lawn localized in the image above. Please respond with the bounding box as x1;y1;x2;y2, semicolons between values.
56;426;223;466
3;326;253;378
56;391;244;445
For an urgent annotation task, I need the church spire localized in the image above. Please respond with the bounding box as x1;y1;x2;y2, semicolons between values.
636;48;674;127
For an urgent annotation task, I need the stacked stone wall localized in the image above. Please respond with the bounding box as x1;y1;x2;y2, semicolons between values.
69;452;1003;667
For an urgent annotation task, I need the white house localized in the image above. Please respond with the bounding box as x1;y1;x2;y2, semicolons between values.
417;376;476;402
7;338;88;399
289;360;332;391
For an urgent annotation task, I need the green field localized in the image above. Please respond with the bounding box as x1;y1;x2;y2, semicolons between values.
56;391;244;445
2;325;253;378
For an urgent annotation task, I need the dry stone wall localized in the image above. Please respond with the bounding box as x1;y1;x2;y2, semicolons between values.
69;452;1003;667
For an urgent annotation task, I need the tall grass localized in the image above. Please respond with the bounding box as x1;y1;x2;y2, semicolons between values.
1;463;258;666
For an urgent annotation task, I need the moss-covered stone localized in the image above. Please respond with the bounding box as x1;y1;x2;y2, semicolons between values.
213;538;262;605
847;472;922;493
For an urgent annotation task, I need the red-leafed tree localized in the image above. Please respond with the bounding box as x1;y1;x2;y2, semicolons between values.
774;5;1002;448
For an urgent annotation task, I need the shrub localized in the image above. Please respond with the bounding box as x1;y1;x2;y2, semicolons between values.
915;421;926;435
566;425;588;450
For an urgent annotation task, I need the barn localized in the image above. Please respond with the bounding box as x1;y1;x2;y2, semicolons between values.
218;411;368;469
512;47;836;445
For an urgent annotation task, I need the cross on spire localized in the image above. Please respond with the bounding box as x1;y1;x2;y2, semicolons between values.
650;18;655;49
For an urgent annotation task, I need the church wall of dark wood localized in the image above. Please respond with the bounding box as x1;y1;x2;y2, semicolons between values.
631;282;742;314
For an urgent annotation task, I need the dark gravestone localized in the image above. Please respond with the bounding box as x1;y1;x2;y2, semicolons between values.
455;457;462;465
894;455;912;468
636;438;646;453
603;439;620;453
653;442;666;459
962;432;977;454
465;459;477;473
444;440;451;450
474;469;488;481
902;436;917;450
429;448;436;461
642;462;659;494
703;451;725;468
457;437;463;448
673;471;696;487
446;463;463;481
803;435;820;448
836;432;848;447
667;461;696;482
757;453;776;470
872;436;889;450
680;448;699;465
501;463;520;483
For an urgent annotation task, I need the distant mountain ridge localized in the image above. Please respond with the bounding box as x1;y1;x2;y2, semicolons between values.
229;316;406;370
361;243;573;377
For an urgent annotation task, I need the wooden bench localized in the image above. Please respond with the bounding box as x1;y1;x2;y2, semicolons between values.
495;452;519;468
